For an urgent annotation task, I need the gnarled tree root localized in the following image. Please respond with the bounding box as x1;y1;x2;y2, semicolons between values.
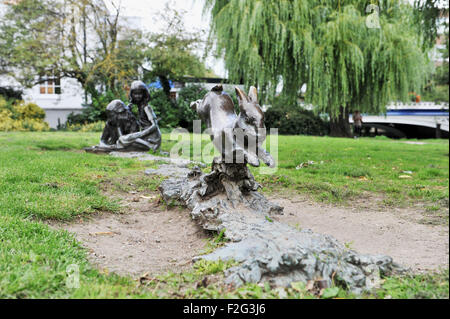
159;162;405;294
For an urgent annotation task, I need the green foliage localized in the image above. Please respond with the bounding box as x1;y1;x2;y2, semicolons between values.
422;59;449;103
143;5;215;97
13;101;46;120
376;269;449;299
434;61;449;86
176;84;209;130
0;87;22;101
421;84;449;103
65;121;105;132
321;287;340;299
66;89;128;126
193;259;237;276
413;0;443;50
0;97;49;131
205;0;430;119
66;107;103;126
265;97;329;135
422;34;449;103
0;95;16;113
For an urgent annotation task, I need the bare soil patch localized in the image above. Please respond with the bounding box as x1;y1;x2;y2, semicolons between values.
52;189;210;278
271;196;449;272
51;173;448;279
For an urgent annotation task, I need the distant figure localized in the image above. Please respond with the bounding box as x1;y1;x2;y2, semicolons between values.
353;111;363;138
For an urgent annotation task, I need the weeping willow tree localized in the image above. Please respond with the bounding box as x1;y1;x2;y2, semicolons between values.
204;0;431;136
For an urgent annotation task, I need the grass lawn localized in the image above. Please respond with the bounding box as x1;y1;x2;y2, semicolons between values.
165;133;449;212
0;131;448;299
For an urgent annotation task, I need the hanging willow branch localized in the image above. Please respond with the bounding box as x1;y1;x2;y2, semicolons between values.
204;0;430;118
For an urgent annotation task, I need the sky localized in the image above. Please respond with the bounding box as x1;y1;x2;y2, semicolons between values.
104;0;227;78
104;0;209;32
106;0;449;79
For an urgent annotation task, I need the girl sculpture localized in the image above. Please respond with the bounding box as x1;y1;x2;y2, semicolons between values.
118;81;162;151
85;81;161;153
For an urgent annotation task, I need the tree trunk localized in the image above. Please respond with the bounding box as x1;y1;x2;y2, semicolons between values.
158;75;172;99
329;106;351;137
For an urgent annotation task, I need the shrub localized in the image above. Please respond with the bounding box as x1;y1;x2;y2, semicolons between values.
147;84;211;130
0;97;49;132
421;85;449;103
176;84;209;130
147;88;178;128
65;121;105;132
67;89;128;126
264;97;329;136
13;101;46;120
0;87;22;100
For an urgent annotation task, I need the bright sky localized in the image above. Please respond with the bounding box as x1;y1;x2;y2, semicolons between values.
106;0;448;79
104;0;227;78
107;0;208;32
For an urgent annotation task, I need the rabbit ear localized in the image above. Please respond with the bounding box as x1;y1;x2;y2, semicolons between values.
235;87;248;101
248;86;258;102
235;87;248;114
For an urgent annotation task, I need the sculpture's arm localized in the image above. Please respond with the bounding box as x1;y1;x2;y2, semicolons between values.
118;107;160;146
119;125;155;144
144;106;158;128
100;123;111;144
100;121;118;146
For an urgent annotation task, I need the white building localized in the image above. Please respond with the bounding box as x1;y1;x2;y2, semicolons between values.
23;77;86;128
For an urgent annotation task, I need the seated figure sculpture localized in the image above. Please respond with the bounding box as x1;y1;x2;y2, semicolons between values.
85;81;162;153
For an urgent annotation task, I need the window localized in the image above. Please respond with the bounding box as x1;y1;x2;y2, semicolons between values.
39;76;61;95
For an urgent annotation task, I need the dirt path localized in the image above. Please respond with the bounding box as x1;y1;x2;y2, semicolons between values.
53;188;448;279
54;194;209;278
271;197;449;272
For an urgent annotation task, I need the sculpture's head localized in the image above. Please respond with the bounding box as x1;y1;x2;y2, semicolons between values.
106;100;127;125
129;80;150;105
235;86;265;138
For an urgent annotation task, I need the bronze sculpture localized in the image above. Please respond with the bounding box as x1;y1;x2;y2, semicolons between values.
191;85;274;167
159;86;402;292
186;85;280;209
85;81;162;153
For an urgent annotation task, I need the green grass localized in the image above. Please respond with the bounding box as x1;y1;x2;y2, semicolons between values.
0;132;448;299
255;135;449;209
166;132;449;212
